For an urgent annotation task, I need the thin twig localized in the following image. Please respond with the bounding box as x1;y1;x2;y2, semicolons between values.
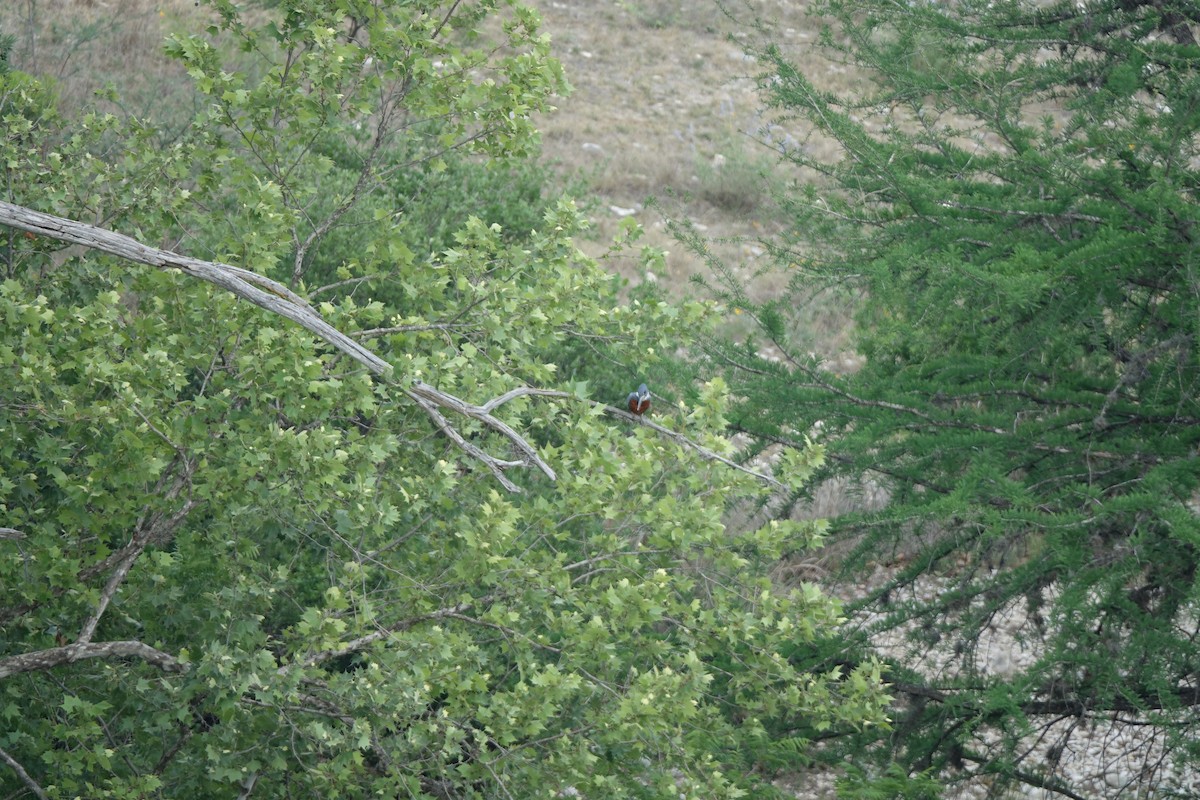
351;323;470;338
0;745;49;800
604;404;786;490
308;273;380;298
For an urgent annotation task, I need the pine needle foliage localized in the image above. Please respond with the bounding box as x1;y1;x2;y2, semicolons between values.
700;0;1200;795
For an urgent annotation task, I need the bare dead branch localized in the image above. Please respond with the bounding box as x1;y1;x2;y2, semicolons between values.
407;391;525;492
0;201;785;494
0;640;185;679
0;744;49;800
603;404;786;490
408;383;786;491
351;323;471;338
0;202;557;492
476;386;567;414
77;499;197;645
308;273;379;298
0;200;391;376
0;528;26;540
407;381;558;487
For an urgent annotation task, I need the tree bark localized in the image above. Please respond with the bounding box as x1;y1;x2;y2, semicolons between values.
0;200;391;375
0;640;185;679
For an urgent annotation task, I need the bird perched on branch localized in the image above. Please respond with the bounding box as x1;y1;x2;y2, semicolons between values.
626;383;651;415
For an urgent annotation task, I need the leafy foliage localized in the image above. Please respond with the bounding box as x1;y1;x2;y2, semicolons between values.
694;0;1200;795
0;2;889;798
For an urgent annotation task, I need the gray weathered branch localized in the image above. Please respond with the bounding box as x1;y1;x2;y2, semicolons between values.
0;640;185;680
603;404;785;490
0;744;49;800
407;382;558;489
0;201;555;490
0;200;391;375
0;201;784;493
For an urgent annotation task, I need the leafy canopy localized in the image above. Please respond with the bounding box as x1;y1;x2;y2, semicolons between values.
0;2;888;798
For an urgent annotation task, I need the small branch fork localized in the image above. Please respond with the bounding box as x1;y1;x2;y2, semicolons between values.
406;384;782;491
406;383;559;492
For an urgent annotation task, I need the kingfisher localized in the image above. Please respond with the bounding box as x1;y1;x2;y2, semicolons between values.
626;383;651;416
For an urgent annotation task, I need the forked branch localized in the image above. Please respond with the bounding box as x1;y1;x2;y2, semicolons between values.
407;382;559;491
0;201;783;493
407;384;783;491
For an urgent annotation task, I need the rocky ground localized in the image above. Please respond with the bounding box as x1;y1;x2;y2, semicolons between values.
840;570;1199;799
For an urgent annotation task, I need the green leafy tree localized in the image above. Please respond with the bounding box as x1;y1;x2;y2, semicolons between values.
0;2;889;798
692;0;1200;795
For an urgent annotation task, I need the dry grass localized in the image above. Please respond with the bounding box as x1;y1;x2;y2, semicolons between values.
530;0;861;362
1;0;203;121
2;0;858;358
1;0;864;385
